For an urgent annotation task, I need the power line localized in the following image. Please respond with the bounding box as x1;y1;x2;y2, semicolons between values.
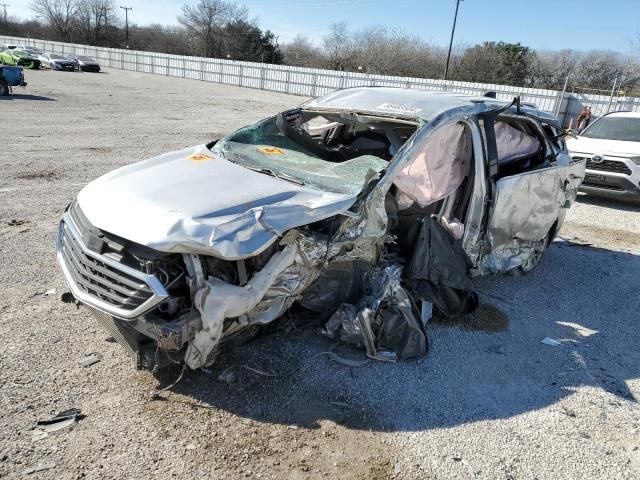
120;5;132;48
444;0;463;81
0;3;8;24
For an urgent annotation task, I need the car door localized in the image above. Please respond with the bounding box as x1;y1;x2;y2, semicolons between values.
476;113;585;274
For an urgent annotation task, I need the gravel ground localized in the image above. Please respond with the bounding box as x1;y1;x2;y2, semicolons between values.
1;68;639;480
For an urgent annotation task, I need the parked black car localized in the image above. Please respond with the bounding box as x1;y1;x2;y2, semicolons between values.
66;55;101;72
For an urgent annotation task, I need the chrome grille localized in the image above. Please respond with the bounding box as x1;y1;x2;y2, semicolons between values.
57;210;168;319
585;159;632;175
60;221;153;308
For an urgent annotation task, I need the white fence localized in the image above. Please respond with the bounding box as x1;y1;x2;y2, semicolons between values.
4;35;640;126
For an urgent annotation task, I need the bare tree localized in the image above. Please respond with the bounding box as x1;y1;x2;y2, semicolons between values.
177;0;246;57
75;0;118;45
128;23;191;55
323;21;352;71
574;50;640;92
30;0;79;41
282;35;322;67
531;49;578;89
351;26;442;78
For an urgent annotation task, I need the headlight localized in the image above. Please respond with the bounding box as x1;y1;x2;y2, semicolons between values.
630;156;640;166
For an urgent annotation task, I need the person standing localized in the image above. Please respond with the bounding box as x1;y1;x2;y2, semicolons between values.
577;107;592;133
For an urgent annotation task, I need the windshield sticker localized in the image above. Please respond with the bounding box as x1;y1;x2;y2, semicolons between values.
377;103;422;114
186;153;215;162
258;146;285;155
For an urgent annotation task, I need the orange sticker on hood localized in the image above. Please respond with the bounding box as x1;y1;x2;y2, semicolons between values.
257;146;285;155
186;153;215;162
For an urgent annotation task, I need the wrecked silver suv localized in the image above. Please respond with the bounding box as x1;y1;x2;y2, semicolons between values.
57;88;585;370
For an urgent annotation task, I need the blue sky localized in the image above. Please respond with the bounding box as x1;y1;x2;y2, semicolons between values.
10;0;640;52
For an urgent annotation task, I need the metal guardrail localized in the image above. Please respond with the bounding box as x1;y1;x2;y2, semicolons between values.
4;35;640;126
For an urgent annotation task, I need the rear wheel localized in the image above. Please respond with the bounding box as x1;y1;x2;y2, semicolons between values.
518;234;549;274
0;80;9;96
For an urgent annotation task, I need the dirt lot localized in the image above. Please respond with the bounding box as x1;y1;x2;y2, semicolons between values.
1;68;639;480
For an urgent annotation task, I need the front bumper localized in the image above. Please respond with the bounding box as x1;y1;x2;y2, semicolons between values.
56;211;169;320
52;63;76;71
580;176;640;201
581;169;640;202
574;155;640;202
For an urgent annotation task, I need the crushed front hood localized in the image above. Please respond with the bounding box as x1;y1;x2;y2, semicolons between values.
77;145;357;259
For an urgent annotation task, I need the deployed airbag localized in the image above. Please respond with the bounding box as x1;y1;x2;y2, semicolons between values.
495;121;540;164
393;122;472;207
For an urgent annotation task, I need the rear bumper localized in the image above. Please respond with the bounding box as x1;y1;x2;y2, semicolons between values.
81;65;100;72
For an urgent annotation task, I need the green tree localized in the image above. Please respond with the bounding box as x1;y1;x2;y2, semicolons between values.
222;20;281;63
455;41;536;87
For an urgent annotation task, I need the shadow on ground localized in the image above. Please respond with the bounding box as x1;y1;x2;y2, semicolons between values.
576;192;640;211
0;93;55;101
153;241;640;432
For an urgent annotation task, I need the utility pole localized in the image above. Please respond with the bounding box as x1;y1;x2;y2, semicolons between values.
120;6;132;48
0;4;9;24
444;0;463;81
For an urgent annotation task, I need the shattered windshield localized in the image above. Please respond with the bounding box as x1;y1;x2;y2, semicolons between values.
212;110;417;195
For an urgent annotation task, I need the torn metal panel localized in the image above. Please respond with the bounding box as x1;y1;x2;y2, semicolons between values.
248;223;384;325
185;244;297;369
183;208;389;369
479;161;585;273
479;239;547;274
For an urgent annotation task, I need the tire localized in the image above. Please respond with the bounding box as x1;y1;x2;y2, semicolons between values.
517;234;549;274
0;80;9;96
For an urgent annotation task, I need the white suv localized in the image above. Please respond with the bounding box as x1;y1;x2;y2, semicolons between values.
567;111;640;202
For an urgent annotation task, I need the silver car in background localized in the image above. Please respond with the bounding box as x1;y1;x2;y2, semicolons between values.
38;52;76;71
56;88;585;371
567;111;640;202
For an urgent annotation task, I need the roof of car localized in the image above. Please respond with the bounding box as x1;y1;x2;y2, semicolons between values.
304;87;557;124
